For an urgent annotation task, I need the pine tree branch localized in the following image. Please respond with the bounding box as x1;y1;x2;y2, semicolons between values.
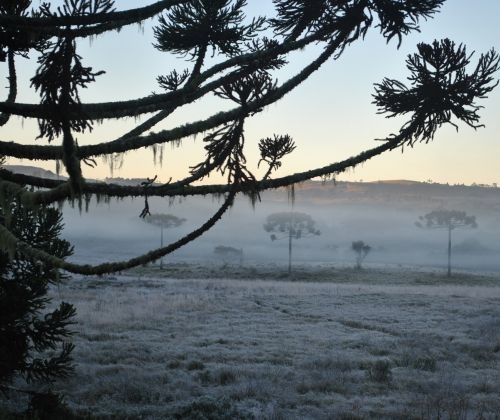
0;127;409;205
0;49;17;127
46;17;155;39
0;33;346;164
79;33;355;156
0;31;328;121
0;190;236;275
0;1;190;35
0;141;61;160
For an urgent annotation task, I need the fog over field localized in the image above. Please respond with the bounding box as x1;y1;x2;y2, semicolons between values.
58;177;500;274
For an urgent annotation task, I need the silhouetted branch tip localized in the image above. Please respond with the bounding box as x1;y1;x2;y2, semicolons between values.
374;39;500;146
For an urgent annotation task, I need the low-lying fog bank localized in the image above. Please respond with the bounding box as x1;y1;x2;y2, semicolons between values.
61;180;500;274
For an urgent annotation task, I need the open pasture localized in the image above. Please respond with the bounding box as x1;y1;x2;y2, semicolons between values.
36;266;500;419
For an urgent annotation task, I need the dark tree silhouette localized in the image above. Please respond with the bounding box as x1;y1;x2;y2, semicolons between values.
143;213;186;269
416;210;477;276
264;212;320;274
351;240;371;269
0;1;498;274
0;191;75;406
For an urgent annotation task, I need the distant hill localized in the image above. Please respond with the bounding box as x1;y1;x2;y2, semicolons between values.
103;177;161;186
4;165;67;180
3;165;160;186
263;179;500;212
4;164;500;212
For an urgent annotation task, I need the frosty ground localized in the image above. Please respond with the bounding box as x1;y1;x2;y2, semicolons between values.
24;265;500;418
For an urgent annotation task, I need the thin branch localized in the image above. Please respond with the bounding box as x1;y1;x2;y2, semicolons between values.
0;35;345;162
0;126;410;205
0;1;190;35
0;31;328;121
0;190;236;275
95;34;348;161
188;42;208;84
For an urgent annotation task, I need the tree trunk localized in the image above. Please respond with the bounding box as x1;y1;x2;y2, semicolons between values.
288;225;292;276
160;224;164;270
447;226;452;277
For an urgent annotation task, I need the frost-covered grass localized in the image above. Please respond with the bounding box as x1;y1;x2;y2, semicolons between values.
10;265;500;418
129;261;500;285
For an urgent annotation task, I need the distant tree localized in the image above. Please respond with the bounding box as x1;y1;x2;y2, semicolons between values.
264;212;320;275
351;240;371;269
213;245;243;266
143;214;186;269
416;210;477;276
0;193;75;409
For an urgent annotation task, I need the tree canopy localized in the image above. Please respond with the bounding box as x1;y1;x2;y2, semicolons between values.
416;210;478;231
144;213;186;229
0;0;498;275
264;211;320;274
0;194;75;395
351;240;371;269
264;212;320;241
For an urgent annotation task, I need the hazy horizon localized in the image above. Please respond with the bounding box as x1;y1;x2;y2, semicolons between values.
6;163;500;188
58;178;500;275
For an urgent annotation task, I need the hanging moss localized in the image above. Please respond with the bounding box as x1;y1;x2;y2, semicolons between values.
150;144;165;166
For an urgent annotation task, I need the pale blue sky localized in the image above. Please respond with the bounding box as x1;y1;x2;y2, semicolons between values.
3;1;500;185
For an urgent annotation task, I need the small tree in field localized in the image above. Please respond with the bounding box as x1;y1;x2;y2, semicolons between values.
143;214;186;269
264;212;320;275
416;210;477;276
213;245;243;266
0;193;75;410
351;240;371;269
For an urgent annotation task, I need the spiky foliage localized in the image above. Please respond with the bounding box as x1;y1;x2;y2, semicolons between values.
0;193;75;392
416;209;477;276
351;240;371;269
0;1;497;275
271;0;445;44
264;212;320;274
370;0;445;46
258;134;296;180
374;39;500;146
39;0;115;17
154;0;264;59
0;1;49;61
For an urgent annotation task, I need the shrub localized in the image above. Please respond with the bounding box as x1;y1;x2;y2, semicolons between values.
366;360;392;383
412;356;437;372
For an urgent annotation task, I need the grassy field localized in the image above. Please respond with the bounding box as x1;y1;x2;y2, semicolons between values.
4;265;500;419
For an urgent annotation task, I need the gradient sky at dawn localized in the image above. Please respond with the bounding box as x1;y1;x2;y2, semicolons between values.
2;1;500;185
